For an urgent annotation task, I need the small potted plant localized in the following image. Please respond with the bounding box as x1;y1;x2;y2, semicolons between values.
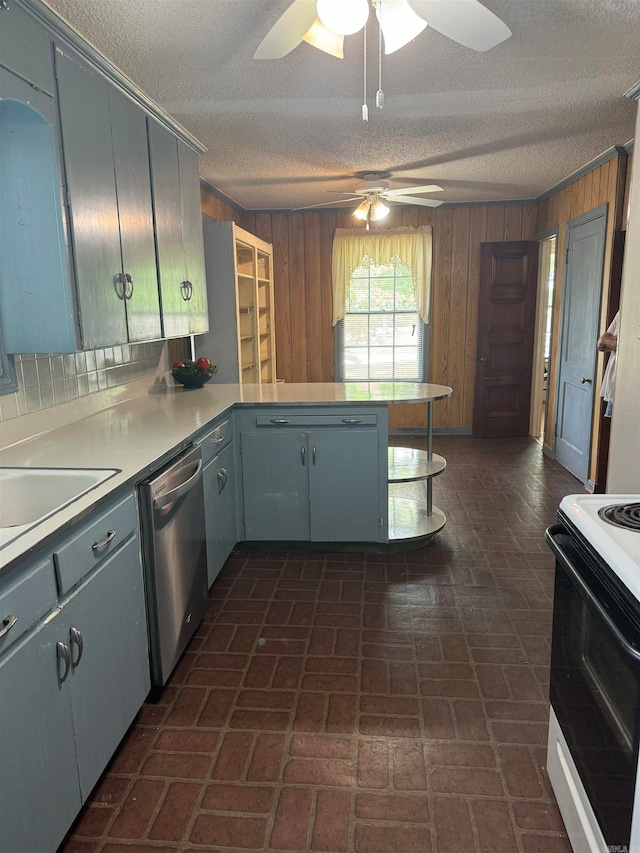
171;357;217;388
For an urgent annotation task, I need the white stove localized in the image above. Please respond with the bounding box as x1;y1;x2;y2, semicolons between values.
548;493;640;853
560;493;640;598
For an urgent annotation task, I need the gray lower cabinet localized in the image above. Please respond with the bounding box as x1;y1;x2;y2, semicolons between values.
203;442;237;586
148;120;208;337
55;47;161;348
238;410;388;543
200;418;237;586
0;496;150;853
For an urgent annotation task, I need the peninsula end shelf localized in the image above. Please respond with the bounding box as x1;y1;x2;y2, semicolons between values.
388;384;453;543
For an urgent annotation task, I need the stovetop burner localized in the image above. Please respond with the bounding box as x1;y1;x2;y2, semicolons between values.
598;503;640;531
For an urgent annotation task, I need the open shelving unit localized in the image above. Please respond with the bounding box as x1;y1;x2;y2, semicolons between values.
196;221;277;385
388;399;448;543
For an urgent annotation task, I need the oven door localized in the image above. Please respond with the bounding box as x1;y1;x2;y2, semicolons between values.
547;522;640;850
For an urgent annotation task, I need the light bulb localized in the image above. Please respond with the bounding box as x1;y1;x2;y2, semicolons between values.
303;18;344;58
375;0;427;54
317;0;369;36
353;200;371;221
370;200;390;220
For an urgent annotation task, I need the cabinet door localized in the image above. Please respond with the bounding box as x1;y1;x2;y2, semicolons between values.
148;120;190;338
309;429;381;542
179;143;208;334
63;535;150;799
203;442;238;586
109;88;161;341
241;430;310;540
55;48;128;348
0;1;55;94
0;612;81;853
0;70;77;354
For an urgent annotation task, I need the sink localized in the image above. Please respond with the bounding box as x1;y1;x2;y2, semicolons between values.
0;467;119;548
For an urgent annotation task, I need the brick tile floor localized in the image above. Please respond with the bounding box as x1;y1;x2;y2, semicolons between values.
59;436;580;852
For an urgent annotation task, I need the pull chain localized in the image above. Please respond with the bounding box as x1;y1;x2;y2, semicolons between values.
376;1;384;109
362;21;368;121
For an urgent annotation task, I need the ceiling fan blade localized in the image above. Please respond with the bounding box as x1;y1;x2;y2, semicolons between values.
389;195;443;207
254;0;318;59
292;198;362;210
386;184;443;196
407;0;511;51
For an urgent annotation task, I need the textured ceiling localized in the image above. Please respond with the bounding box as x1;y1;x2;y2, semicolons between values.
43;0;640;211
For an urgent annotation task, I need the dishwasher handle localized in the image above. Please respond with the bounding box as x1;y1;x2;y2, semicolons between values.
154;459;203;509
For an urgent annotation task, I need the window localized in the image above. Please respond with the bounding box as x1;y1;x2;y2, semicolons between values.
339;261;426;380
331;226;432;383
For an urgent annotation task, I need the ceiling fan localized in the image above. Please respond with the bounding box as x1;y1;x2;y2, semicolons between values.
254;0;511;60
294;172;444;227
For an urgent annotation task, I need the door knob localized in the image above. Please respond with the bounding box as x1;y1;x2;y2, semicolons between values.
581;377;592;384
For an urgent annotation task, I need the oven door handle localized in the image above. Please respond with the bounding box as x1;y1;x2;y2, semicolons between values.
546;524;640;663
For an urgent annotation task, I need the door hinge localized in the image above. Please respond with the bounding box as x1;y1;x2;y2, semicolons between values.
554;421;558;438
565;247;570;264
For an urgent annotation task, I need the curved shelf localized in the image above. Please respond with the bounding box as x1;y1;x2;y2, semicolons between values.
388;446;446;483
388;497;446;542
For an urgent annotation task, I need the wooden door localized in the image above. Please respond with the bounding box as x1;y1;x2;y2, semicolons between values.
554;206;607;482
472;242;539;438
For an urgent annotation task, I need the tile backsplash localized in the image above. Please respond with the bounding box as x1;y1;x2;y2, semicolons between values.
0;341;168;423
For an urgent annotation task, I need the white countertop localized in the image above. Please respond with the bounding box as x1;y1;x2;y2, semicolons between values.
0;379;452;573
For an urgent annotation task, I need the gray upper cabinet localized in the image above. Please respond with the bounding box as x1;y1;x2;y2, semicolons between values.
0;0;55;95
148;119;208;337
55;47;161;348
0;68;78;354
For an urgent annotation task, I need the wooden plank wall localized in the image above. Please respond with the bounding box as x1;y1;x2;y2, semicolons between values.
200;150;628;448
226;205;538;430
537;150;628;484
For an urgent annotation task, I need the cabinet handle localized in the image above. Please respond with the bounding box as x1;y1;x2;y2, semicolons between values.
270;419;290;424
217;467;227;493
56;642;71;684
341;418;362;424
114;272;126;300
301;445;306;466
312;444;317;465
92;529;116;551
180;281;190;301
214;435;225;444
124;273;134;300
70;627;84;668
0;615;17;638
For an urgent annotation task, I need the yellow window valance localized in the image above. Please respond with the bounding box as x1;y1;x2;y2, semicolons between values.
331;225;433;326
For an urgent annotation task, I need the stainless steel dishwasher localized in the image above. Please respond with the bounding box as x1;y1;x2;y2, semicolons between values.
139;444;208;686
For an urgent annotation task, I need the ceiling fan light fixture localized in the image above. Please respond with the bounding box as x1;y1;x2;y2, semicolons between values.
353;199;371;220
370;199;390;220
375;0;427;54
317;0;369;36
302;18;345;57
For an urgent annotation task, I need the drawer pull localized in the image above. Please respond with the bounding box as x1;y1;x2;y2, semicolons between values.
70;627;84;668
92;529;116;551
341;418;362;424
0;615;17;638
214;435;225;444
217;468;228;493
312;444;317;465
270;418;290;424
56;641;71;684
301;445;306;466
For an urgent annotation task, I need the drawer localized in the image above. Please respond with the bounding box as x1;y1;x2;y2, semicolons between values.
255;414;378;427
53;493;137;595
0;556;57;654
199;418;233;464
